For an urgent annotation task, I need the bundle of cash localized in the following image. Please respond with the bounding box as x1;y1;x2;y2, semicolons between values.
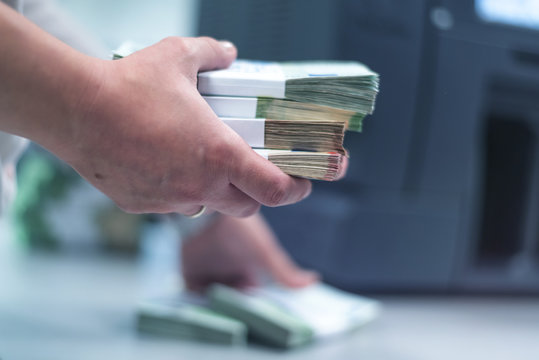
222;117;346;153
198;60;379;181
204;96;365;132
113;45;379;181
135;283;381;349
208;284;314;348
136;295;247;345
254;149;345;181
198;60;379;115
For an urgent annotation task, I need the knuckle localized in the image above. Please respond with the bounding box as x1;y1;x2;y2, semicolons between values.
197;36;217;50
163;170;206;205
162;36;193;57
197;36;214;45
264;177;289;207
178;183;204;204
160;36;180;47
204;137;235;169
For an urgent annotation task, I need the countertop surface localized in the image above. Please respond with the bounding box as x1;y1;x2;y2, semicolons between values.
0;237;538;360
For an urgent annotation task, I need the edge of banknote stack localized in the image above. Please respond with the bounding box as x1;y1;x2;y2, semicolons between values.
198;60;380;181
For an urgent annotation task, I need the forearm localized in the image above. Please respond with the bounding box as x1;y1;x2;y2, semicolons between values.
0;11;311;216
0;2;102;155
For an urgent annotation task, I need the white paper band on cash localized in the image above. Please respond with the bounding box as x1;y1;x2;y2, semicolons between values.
221;118;265;148
204;96;258;118
251;283;381;339
198;60;286;98
253;148;270;160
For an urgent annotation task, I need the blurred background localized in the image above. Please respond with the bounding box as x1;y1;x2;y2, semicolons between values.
3;0;539;296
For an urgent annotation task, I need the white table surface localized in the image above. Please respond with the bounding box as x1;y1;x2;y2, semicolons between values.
0;240;538;360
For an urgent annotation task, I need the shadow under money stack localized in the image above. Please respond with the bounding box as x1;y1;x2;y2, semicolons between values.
198;60;379;181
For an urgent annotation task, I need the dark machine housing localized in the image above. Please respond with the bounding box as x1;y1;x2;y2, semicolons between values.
199;0;539;293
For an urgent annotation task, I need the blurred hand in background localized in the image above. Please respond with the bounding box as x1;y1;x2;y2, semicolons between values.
181;213;318;292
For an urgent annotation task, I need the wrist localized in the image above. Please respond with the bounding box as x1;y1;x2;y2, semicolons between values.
50;56;107;163
0;4;107;160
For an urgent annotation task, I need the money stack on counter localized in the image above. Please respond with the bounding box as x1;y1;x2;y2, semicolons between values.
198;60;380;181
137;298;247;345
136;283;381;348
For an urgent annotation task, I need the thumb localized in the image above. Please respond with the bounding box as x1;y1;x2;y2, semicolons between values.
186;36;237;72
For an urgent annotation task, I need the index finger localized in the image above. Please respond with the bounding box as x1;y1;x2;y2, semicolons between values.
184;36;237;72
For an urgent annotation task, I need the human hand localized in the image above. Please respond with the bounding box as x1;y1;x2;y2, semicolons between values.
0;8;312;217
0;6;311;217
181;213;318;292
57;37;312;217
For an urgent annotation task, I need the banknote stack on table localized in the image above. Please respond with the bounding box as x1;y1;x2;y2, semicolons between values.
137;283;381;348
198;60;380;180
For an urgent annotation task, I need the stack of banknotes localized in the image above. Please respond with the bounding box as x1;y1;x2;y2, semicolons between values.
113;44;379;181
137;283;381;348
198;60;379;180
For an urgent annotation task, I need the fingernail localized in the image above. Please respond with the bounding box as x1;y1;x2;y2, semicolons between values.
219;40;235;52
